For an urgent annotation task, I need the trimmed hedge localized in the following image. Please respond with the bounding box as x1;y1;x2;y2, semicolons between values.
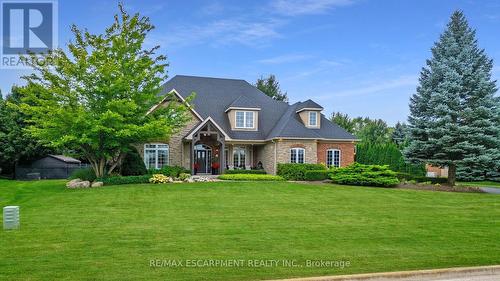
277;163;326;180
218;174;284;181
397;172;449;184
304;170;331;181
97;175;151;186
224;169;266;175
330;163;399;187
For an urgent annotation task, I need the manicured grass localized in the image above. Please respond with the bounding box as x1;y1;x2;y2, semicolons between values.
0;179;499;281
458;181;500;188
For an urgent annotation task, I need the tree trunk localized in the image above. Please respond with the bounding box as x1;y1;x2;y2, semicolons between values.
447;163;456;186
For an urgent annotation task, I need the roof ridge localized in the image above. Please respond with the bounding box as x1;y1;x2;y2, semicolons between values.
173;75;246;82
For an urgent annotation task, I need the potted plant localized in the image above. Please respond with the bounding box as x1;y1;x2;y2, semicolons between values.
211;162;220;175
193;162;199;175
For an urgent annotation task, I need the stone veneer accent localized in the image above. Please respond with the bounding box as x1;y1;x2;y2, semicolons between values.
316;141;356;167
136;110;201;169
276;139;318;167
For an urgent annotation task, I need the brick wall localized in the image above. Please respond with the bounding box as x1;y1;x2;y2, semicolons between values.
316;142;356;167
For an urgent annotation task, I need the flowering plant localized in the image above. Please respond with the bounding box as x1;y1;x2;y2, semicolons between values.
149;174;170;184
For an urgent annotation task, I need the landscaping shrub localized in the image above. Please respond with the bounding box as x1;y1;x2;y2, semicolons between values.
277;163;326;180
121;148;147;176
149;174;170;184
178;173;191;181
397;172;449;184
304;170;331;181
97;175;151;186
69;168;96;182
218;174;285;181
151;165;190;177
224;169;266;174
330;163;399;187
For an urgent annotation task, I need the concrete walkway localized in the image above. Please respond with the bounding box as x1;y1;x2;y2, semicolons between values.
480;187;500;194
266;265;500;281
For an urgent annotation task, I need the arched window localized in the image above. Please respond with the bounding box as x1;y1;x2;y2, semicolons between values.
144;144;169;169
290;148;305;163
326;149;341;168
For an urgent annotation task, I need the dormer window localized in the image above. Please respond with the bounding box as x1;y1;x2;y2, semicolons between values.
235;111;254;129
309;111;318;127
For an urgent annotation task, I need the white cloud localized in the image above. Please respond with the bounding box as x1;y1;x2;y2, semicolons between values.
258;54;313;64
154;18;284;49
270;0;354;16
316;75;418;99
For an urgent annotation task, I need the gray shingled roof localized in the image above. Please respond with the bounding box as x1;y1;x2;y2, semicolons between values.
160;75;356;141
49;155;81;164
296;99;323;112
226;95;261;111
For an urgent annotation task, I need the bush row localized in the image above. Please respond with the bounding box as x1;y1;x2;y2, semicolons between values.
148;165;190;178
224;169;267;174
97;175;151;186
277;163;326;180
330;163;400;187
304;170;331;181
218;174;284;181
396;172;448;184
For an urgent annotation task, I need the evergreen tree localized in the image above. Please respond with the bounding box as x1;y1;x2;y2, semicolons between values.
255;74;288;102
391;122;408;148
405;11;500;185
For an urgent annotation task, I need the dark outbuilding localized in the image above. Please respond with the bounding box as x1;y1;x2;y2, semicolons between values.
15;155;87;180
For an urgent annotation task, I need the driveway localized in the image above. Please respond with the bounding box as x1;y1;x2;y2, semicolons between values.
480;187;500;194
267;265;500;281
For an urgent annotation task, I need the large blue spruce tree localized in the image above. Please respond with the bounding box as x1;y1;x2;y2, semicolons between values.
405;11;500;185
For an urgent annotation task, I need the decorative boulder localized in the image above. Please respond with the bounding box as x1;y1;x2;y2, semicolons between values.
91;181;104;188
66;179;82;188
77;181;91;188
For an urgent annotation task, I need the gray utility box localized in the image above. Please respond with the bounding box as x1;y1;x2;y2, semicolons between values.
3;206;20;230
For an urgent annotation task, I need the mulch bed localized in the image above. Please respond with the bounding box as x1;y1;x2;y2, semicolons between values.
397;183;484;193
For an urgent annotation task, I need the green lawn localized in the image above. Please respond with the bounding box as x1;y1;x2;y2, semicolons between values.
0;180;499;281
458;181;500;188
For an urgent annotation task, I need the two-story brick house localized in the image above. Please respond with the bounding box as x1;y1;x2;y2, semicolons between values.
138;75;358;175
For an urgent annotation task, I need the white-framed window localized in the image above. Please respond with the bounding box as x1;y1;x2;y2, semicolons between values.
326;149;341;168
290;148;305;164
235;111;254;128
309;111;318;126
144;144;169;169
233;146;246;168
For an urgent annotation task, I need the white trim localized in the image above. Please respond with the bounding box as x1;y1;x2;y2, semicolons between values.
225;107;261;113
296;107;323;113
144;143;170;169
224;138;359;143
326;149;341;168
147;89;203;121
308;111;318;127
290;147;305;164
185;116;233;141
234;110;255;129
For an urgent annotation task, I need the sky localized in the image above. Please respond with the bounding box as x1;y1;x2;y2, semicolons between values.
1;0;500;125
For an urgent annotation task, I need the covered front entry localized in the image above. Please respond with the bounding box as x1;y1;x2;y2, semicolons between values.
189;120;225;175
194;145;212;174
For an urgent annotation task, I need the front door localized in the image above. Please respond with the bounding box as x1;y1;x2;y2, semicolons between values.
194;145;212;173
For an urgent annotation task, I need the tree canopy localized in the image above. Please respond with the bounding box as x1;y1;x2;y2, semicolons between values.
255;74;288;102
16;4;191;177
405;11;500;185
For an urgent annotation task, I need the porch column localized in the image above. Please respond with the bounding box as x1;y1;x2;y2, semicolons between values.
190;140;194;175
220;141;225;174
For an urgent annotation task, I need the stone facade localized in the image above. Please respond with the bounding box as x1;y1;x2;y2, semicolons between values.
316;141;356;167
276;139;318;166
